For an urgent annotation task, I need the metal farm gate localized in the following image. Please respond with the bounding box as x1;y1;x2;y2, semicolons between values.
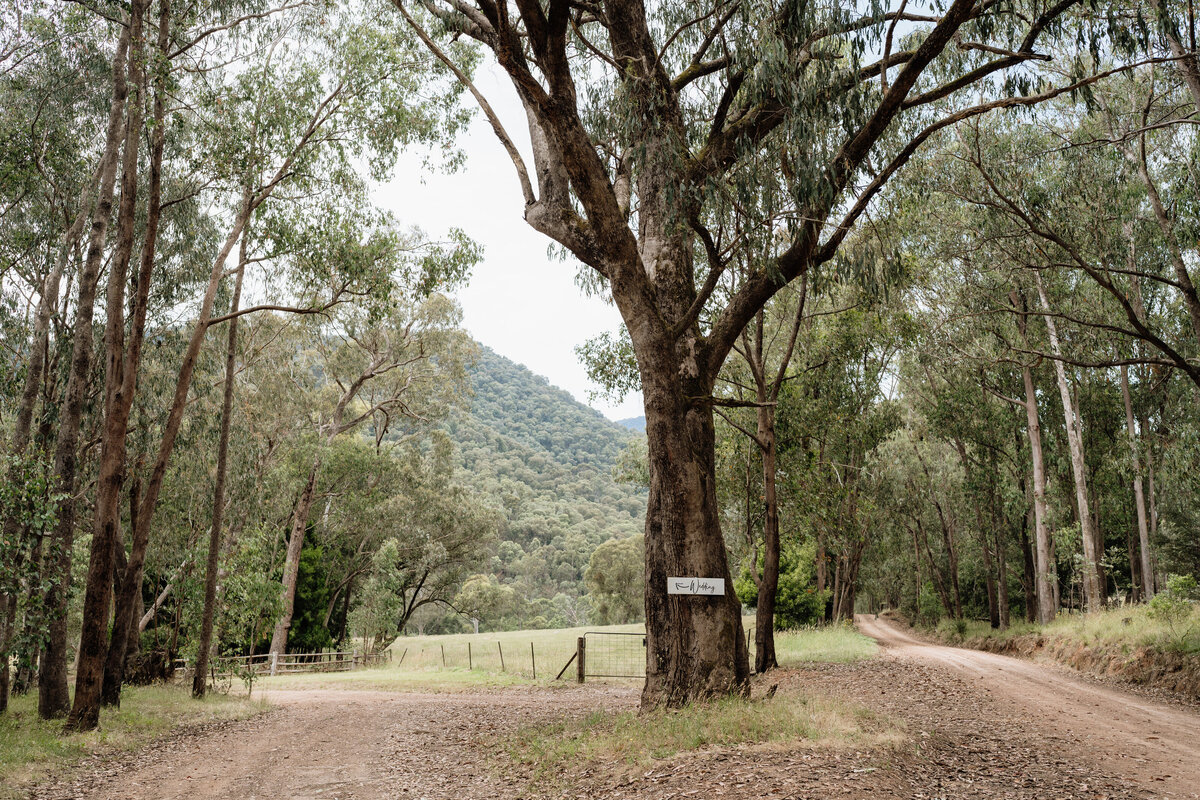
561;631;645;681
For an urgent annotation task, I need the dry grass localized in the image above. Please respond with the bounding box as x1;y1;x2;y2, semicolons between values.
504;690;900;785
936;603;1200;654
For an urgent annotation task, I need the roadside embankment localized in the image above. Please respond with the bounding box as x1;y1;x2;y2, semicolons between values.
896;603;1200;702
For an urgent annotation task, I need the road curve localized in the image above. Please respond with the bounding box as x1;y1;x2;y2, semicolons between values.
856;614;1200;799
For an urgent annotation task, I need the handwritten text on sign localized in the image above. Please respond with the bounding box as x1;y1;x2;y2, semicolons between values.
666;577;726;596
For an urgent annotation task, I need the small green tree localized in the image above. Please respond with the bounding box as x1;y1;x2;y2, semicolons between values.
584;536;644;625
736;540;829;630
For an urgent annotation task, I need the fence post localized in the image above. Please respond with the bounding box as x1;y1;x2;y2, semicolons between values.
576;636;586;684
270;652;278;677
497;642;505;672
530;642;536;679
441;644;446;668
468;641;473;670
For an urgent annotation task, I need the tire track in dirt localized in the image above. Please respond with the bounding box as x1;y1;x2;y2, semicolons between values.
31;686;636;800
857;614;1200;799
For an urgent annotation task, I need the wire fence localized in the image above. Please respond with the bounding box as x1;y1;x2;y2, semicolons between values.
392;639;547;678
582;631;645;679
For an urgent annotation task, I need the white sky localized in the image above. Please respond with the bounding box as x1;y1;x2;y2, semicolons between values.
374;64;644;422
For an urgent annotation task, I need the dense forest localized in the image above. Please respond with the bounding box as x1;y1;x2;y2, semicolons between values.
420;345;646;633
1;0;1199;732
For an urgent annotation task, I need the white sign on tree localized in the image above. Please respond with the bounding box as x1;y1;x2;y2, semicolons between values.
667;577;725;596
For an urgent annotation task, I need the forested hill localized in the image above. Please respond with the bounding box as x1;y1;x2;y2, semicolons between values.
458;346;633;468
438;345;646;630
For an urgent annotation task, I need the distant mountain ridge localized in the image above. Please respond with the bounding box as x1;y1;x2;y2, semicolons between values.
616;416;645;432
439;344;646;628
459;346;635;467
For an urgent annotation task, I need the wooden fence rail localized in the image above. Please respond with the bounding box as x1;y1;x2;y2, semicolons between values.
211;649;391;676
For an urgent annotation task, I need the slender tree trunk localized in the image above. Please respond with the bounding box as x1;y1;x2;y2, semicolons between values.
69;0;156;722
1013;293;1056;623
1035;273;1103;612
1146;437;1159;587
39;20;132;721
753;403;779;673
995;524;1010;628
1020;500;1038;623
1119;365;1153;599
194;239;246;697
954;440;998;628
269;460;321;656
911;527;922;618
0;173;94;713
915;446;961;618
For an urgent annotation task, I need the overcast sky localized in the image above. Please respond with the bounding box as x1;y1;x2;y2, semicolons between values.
373;64;644;422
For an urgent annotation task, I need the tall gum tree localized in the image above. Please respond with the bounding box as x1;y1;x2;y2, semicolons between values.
393;0;1109;705
66;0;474;729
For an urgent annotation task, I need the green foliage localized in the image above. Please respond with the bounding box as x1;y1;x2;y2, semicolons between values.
736;540;829;630
348;539;404;651
288;541;334;654
442;346;646;628
583;536;644;625
1148;575;1200;650
452;574;523;631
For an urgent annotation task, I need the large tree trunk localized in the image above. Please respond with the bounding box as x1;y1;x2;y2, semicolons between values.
194;238;246;697
638;361;748;707
1120;366;1153;599
1035;274;1103;612
269;460;322;656
39;18;133;721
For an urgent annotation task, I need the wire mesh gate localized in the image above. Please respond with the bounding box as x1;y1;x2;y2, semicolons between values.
579;631;645;680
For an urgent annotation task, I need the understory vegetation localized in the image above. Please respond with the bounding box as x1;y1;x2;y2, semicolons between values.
930;577;1200;657
3;0;1200;736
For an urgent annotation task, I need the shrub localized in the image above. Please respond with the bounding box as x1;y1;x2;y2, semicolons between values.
736;539;830;629
1148;575;1199;651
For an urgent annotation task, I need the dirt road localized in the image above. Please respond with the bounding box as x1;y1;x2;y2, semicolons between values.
857;614;1200;799
30;624;1200;800
31;686;636;800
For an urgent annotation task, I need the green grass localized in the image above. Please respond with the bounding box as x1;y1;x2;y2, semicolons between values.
0;684;266;799
931;603;1200;654
504;691;899;788
257;664;531;692
388;622;646;677
385;618;877;681
772;624;878;664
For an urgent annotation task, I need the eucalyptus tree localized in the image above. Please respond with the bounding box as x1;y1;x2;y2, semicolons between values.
267;294;474;656
61;0;472;729
390;0;1125;704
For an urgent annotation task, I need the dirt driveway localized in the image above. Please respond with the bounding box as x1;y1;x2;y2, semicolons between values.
31;686;635;800
30;622;1200;800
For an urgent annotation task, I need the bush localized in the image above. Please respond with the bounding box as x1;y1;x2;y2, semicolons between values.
736;539;830;629
1148;574;1199;651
